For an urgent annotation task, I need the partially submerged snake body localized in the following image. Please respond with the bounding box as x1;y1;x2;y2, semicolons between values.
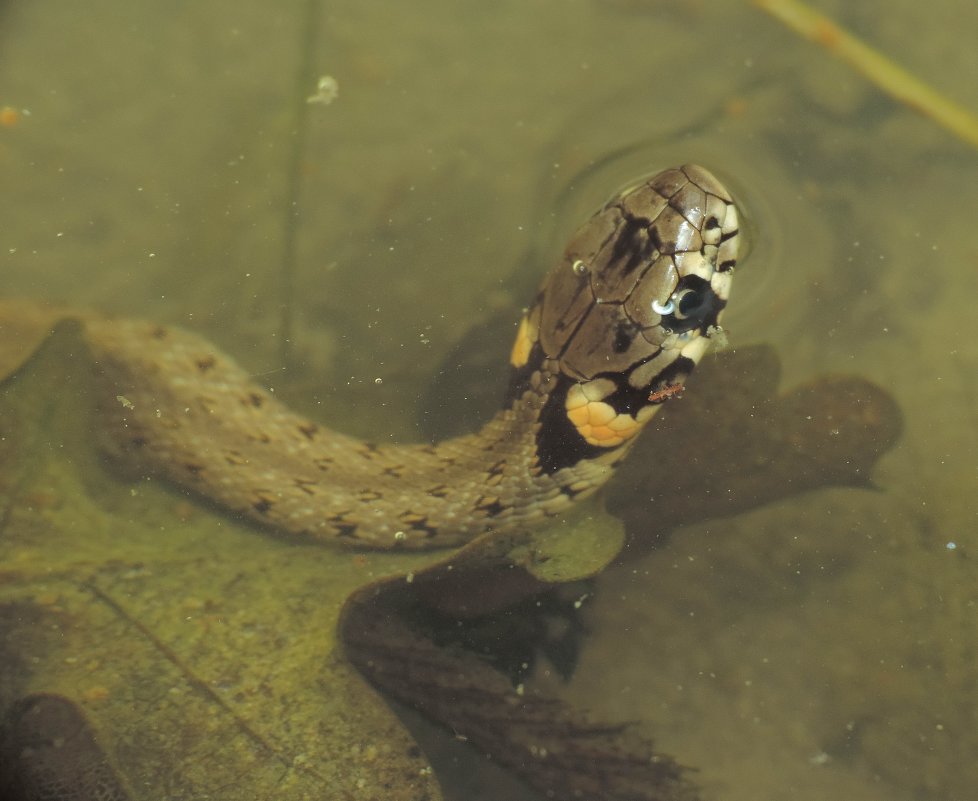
87;165;740;549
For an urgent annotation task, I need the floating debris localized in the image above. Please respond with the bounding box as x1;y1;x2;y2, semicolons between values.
307;75;339;105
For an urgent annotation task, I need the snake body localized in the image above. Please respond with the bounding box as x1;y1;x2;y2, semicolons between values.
86;165;740;549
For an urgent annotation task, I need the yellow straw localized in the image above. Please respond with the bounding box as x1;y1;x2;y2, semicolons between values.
754;0;978;151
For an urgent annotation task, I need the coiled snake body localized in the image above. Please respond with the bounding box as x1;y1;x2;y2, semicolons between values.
87;165;740;549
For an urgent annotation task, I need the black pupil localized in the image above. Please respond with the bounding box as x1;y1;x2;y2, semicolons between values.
677;290;703;316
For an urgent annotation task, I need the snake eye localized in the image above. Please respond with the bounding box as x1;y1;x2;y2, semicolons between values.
651;276;721;334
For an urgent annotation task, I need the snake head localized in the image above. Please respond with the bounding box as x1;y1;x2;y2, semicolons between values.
509;164;741;470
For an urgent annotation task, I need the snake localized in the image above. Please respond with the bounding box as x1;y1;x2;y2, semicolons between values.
83;164;741;550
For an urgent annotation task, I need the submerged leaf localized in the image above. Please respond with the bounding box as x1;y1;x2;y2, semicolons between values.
342;589;702;801
609;345;902;553
0;307;903;801
0;321;445;800
0;694;133;801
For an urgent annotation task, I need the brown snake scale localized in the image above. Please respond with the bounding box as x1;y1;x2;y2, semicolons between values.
84;165;741;549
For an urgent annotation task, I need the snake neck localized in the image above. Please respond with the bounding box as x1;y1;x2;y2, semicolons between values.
86;318;634;551
408;356;636;544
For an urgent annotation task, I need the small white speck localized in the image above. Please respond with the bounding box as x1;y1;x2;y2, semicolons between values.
307;75;338;105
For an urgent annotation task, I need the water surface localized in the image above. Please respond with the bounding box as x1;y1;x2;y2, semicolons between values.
2;1;976;799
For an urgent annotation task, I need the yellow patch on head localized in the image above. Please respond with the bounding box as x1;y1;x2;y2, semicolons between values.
565;382;645;448
510;315;536;368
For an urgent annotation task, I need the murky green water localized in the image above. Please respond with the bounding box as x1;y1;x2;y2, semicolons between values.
2;1;977;799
